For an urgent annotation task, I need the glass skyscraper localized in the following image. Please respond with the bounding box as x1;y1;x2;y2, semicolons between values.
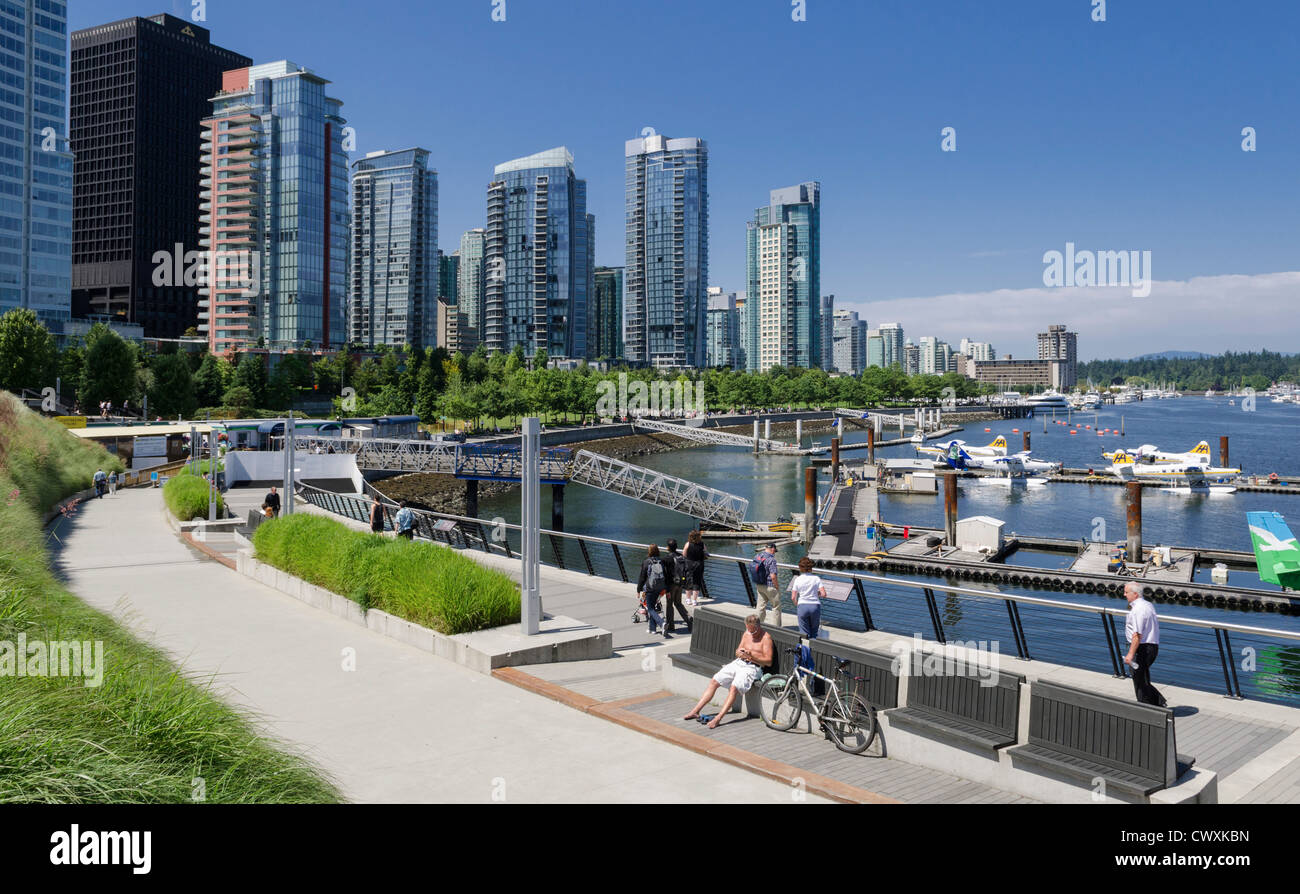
706;287;740;369
0;0;71;325
624;135;708;370
199;61;348;354
743;182;821;372
456;227;485;352
484;147;591;360
591;266;624;362
349;148;438;348
878;322;905;369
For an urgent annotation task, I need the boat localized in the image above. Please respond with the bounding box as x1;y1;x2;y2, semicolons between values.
1161;484;1237;496
1024;391;1071;412
974;475;1049;488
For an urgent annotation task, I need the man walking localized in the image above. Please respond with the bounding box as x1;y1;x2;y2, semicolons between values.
751;543;782;627
1123;582;1166;707
93;468;107;499
262;486;281;518
395;501;416;540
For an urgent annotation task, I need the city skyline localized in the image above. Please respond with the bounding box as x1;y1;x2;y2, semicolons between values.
62;0;1300;360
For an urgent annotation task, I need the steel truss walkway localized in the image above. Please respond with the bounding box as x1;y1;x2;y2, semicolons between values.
630;417;819;454
291;436;750;528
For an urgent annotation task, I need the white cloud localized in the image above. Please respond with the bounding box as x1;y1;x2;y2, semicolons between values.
843;272;1300;360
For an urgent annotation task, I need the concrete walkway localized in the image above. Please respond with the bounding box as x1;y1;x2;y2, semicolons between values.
48;488;828;803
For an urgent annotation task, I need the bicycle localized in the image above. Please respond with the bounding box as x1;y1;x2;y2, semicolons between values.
757;648;877;754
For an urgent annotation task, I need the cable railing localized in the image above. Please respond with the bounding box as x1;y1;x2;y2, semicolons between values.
295;482;1300;708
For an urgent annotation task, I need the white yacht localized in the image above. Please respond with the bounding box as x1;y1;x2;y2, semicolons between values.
1024;391;1071;412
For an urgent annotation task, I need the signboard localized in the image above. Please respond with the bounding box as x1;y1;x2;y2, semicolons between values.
55;416;87;429
133;436;168;458
821;580;855;603
432;520;458;533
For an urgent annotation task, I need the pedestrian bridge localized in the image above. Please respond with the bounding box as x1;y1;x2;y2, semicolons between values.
630;417;824;455
290;436;750;529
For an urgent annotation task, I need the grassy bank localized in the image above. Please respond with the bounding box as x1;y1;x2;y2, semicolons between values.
0;392;340;803
164;472;225;521
253;514;520;635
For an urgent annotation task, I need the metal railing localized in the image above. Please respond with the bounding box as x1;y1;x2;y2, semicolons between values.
295;482;1300;708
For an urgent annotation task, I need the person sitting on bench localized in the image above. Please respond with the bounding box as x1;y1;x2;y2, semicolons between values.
684;614;773;729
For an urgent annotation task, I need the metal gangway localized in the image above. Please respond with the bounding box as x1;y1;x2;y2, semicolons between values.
568;450;749;529
292;435;751;528
630;416;814;454
835;408;943;435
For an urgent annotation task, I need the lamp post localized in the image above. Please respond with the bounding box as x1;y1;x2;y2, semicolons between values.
521;417;541;634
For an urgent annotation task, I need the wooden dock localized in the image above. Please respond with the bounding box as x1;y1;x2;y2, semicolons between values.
1069;541;1196;584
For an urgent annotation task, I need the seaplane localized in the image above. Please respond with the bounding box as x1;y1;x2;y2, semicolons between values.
972;454;1051;487
1107;453;1240;485
1248;512;1300;590
1103;441;1216;467
917;435;1008;463
937;448;1060;475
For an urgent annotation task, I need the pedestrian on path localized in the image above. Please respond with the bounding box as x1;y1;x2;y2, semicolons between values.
663;538;691;636
262;486;281;518
683;529;708;605
1123;582;1166;708
635;544;669;637
93;468;106;499
369;494;386;533
108;469;118;496
395;501;415;540
790;556;827;641
751;542;781;627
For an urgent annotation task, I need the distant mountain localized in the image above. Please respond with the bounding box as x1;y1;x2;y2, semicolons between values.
1132;351;1211;361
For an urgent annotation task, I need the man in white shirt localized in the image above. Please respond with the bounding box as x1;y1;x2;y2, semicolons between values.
1123;582;1166;707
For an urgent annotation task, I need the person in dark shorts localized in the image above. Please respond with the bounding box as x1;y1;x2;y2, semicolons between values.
369;494;386;533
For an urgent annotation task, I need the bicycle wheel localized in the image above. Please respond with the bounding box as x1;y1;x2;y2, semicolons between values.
825;693;877;754
758;675;802;731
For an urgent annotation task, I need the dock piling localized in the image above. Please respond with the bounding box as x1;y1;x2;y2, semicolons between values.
1220;436;1230;469
1023;431;1031;453
795;418;802;444
1126;481;1143;564
765;419;772;442
753;420;760;454
551;484;564;532
867;424;876;464
831;437;841;482
804;466;817;545
943;473;958;547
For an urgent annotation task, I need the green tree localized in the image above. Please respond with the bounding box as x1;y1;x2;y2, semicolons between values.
0;308;56;396
222;385;256;414
232;354;267;407
148;353;198;418
78;324;139;410
193;354;226;407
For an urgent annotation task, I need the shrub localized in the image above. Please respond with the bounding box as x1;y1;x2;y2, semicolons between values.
253;514;520;635
163;473;224;521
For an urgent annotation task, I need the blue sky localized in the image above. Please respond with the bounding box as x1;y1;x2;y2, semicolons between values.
72;0;1299;359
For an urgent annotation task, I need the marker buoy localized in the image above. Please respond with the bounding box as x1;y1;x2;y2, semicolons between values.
985;428;992;433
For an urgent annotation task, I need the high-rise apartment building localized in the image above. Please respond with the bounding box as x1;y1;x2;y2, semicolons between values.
624;135;708;370
456;227;486;352
878;323;905;369
904;341;920;376
71;14;250;338
349;148;437;348
484;147;591;359
832;310;867;375
706;287;740;369
591;266;624;361
1038;324;1078;389
820;294;835;371
743;182;821;372
866;330;884;369
1;0;72;325
199;61;349;354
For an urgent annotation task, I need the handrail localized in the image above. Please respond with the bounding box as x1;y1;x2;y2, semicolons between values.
296;481;1300;645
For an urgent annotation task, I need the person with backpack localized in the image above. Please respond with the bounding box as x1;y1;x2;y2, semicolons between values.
635;544;669;637
683;529;708;605
663;538;692;636
751;542;781;627
790;556;828;641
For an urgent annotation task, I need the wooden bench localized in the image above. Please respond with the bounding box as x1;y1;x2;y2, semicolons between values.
1006;680;1193;799
885;653;1023;754
808;639;901;711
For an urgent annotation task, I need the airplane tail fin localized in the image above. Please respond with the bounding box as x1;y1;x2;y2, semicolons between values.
1112;453;1134;465
989;436;1007;450
1247;511;1300;589
1189;441;1211;457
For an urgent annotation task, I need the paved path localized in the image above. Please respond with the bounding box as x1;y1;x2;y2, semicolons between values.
49;488;828;803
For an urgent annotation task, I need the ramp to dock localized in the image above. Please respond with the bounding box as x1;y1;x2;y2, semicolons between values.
568;450;749;529
630;417;818;454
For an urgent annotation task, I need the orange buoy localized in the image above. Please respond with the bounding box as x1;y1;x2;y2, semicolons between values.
1070;430;1078;435
985;428;992;433
1012;429;1020;433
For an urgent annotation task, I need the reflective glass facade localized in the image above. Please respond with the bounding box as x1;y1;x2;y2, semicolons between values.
743;182;820;372
484;147;591;360
624;136;708;370
349;148;438;348
590;265;623;361
201;61;347;353
456;227;485;352
0;0;71;324
706;288;740;369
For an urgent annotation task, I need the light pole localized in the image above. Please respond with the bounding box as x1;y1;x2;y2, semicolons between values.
521;417;541;635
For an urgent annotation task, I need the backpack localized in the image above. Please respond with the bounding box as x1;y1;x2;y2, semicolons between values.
751;554;770;585
674;554;693;587
645;558;665;594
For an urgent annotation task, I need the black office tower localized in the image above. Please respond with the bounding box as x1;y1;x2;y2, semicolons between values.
71;15;250;339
